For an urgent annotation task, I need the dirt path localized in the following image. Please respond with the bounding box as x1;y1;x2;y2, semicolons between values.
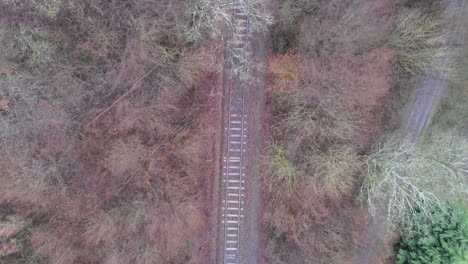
404;0;466;142
352;1;466;263
242;31;267;264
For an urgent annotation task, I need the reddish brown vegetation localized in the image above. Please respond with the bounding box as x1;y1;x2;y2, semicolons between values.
301;48;394;147
268;53;302;94
264;0;399;263
0;1;221;263
0;99;9;112
0;65;218;264
0;68;13;75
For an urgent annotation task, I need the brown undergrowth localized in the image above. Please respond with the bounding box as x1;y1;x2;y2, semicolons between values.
264;0;398;263
265;48;394;264
0;0;220;263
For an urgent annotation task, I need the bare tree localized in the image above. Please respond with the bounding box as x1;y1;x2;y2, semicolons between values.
362;132;468;228
184;0;272;90
184;0;272;43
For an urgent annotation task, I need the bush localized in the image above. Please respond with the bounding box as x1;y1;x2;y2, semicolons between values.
299;0;394;57
274;91;358;152
270;0;316;53
389;10;450;76
311;146;363;199
0;214;34;260
0;215;27;242
269;144;299;193
184;0;272;43
397;205;468;264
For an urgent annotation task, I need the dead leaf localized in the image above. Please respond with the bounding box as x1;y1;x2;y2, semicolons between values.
0;99;10;112
38;100;54;109
0;68;13;75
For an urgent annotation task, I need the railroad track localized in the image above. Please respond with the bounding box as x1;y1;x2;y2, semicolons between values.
219;0;251;263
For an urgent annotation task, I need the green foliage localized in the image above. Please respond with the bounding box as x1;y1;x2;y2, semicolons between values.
311;146;363;199
269;144;299;192
397;206;468;264
389;10;449;76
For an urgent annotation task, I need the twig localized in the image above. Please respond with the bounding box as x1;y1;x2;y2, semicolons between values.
84;66;157;128
116;114;195;194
